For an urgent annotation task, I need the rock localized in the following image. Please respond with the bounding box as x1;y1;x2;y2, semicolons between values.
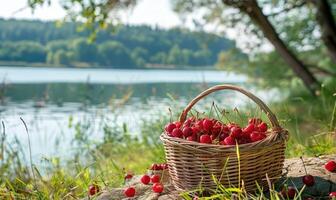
277;155;336;198
92;155;336;200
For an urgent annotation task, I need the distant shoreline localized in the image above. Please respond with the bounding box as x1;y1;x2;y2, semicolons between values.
0;62;218;71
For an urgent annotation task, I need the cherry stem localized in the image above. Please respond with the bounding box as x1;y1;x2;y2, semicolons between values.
168;108;172;122
209;101;215;118
300;156;308;175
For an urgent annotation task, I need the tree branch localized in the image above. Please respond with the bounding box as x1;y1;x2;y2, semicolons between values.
266;1;306;17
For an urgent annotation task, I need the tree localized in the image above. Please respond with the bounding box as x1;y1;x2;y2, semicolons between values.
25;0;336;94
226;0;319;94
309;0;336;63
72;38;97;63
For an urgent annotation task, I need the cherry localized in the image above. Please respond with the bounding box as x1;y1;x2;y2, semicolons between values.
196;120;204;129
287;187;296;199
191;126;200;135
124;173;133;180
258;122;268;132
151;174;160;183
302;175;315;186
243;123;255;133
222;136;235;145
250;132;266;142
300;157;315;187
161;163;168;169
88;184;100;196
182;127;193;137
325;161;336;172
330;192;336;199
184;119;193;127
187;135;196;142
200;134;212;144
219;133;228;141
230;127;242;138
210;134;217;141
165;123;176;134
124;187;136;197
248;118;262;125
150;163;159;170
152;183;164;193
141;174;151;185
175;121;182;128
203;119;213;131
221;125;230;133
281;186;296;199
227;123;239;129
212;124;222;135
172;128;183;138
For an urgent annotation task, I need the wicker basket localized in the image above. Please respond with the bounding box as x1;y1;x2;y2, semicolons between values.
160;85;288;192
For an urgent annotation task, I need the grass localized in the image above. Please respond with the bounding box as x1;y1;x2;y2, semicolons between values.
0;81;335;199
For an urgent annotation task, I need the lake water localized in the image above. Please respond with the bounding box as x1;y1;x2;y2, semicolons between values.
0;66;281;161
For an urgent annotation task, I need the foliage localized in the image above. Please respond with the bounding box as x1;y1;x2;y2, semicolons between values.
0;18;235;68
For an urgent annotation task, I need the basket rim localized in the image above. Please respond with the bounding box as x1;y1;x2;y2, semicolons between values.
160;129;288;154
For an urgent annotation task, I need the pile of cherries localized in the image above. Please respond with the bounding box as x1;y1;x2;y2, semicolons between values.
87;160;336;199
165;117;268;145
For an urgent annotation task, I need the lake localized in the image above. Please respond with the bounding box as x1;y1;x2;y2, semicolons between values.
0;66;281;161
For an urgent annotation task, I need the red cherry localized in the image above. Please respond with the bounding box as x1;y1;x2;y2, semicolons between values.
124;187;136;197
210;134;217;141
222;136;235;145
186;135;197;141
227;123;239;129
248;118;262;125
219;133;228;141
196;120;204;129
161;163;168;169
330;192;336;199
124;173;133;180
151;175;160;183
250;132;266;142
141;174;151;185
281;186;296;199
150;163;159;170
243;123;255;133
152;183;164;193
200;135;212;144
212;124;222;135
230;127;242;138
191;126;200;134
221;125;230;133
302;175;315;186
184;119;193;127
165;123;176;134
88;184;100;196
182;127;193;137
172;128;183;138
175;121;182;128
288;187;296;199
202;119;213;131
325;161;336;172
258;122;268;132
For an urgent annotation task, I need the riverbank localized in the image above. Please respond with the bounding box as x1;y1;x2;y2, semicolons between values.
88;155;336;200
0;62;217;71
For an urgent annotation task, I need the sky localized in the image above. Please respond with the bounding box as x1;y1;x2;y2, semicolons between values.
0;0;183;29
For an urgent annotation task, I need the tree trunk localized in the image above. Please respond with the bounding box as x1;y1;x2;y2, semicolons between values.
222;0;320;95
311;0;336;63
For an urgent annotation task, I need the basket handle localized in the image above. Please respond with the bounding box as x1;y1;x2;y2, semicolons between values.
179;84;281;129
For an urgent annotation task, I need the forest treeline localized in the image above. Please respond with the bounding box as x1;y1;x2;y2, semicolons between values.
0;18;235;68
